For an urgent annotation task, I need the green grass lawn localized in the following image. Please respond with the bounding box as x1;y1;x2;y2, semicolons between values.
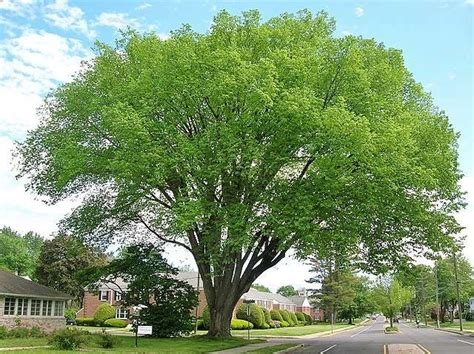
2;335;263;353
438;321;474;331
0;337;49;348
67;325;132;335
232;323;352;337
247;343;300;353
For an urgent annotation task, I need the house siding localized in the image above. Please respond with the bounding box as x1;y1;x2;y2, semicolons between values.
0;295;66;332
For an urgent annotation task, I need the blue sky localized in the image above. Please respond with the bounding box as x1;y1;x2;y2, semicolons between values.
0;0;472;289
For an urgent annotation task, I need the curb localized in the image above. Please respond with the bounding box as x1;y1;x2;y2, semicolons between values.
433;328;474;337
274;344;304;354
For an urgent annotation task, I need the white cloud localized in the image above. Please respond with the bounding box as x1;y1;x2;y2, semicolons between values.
0;0;37;18
448;73;456;80
465;0;474;5
135;3;152;10
44;0;96;39
0;29;90;136
355;6;364;17
342;30;352;36
96;12;140;30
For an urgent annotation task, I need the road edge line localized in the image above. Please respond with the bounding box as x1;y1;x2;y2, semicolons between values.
417;344;431;353
320;344;336;353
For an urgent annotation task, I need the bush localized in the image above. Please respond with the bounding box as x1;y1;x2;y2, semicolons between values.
280;320;290;327
261;308;272;325
196;319;205;330
289;312;298;325
103;319;128;328
29;326;47;337
261;322;270;329
65;307;78;321
0;326;7;339
202;306;210;329
279;310;294;326
270;310;283;322
236;304;265;328
97;330;119;348
295;312;306;323
8;327;30;338
49;328;87;350
231;319;254;330
75;317;96;326
303;313;313;325
93;304;116;325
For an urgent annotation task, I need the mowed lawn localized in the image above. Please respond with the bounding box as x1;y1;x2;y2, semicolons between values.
0;335;263;353
439;321;474;331
0;337;49;348
232;323;353;337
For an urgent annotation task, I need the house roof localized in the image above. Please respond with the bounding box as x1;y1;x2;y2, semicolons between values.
288;295;311;307
242;288;300;306
0;270;73;300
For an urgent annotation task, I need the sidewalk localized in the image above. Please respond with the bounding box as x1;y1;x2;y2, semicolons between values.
209;342;278;354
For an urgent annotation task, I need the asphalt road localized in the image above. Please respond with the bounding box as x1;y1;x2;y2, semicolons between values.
280;317;474;354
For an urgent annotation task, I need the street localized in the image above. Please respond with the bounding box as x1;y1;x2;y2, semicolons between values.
283;318;474;354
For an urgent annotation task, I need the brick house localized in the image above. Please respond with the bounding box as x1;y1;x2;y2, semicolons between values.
0;270;72;332
80;271;322;321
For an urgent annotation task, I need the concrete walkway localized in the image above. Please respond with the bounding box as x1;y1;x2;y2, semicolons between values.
209;342;278;353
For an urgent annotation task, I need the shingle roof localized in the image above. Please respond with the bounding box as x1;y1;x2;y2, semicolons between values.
288;296;307;306
242;288;297;305
0;270;73;300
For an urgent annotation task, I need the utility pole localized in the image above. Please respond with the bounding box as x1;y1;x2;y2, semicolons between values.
453;252;463;332
434;263;440;329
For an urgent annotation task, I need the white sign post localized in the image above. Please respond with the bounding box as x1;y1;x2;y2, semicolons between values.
137;326;153;336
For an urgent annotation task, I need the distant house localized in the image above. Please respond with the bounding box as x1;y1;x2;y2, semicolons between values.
469;297;474;314
0;270;72;331
80;271;323;321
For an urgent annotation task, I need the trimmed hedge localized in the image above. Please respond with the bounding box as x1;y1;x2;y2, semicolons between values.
303;313;313;325
261;308;272;325
270;310;283;322
279;310;294;326
289;311;298;326
236;304;265;328
295;312;306;323
93;304;116;324
0;326;46;338
76;317;97;326
104;319;128;328
231;319;253;330
280;320;290;327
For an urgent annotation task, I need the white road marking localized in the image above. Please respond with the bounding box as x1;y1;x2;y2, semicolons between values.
457;339;474;346
350;324;372;337
320;344;337;353
417;343;431;353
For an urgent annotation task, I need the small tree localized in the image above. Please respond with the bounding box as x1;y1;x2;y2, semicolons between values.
94;303;115;325
277;285;298;298
82;243;198;337
373;277;413;327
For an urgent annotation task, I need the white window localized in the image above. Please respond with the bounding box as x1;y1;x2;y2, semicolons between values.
99;290;109;301
54;301;64;317
4;298;15;315
42;300;52;316
115;307;128;319
31;300;41;316
115;291;125;301
17;298;28;316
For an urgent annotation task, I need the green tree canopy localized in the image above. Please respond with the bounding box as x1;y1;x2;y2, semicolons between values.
373;277;414;327
277;285;298;297
35;234;106;301
251;283;271;293
16;9;463;337
0;226;43;277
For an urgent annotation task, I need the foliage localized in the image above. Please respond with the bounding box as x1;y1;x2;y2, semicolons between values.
270;310;283;322
93;303;116;324
261;308;272;325
97;330;119;348
0;227;43;277
65;307;79;321
231;319;254;330
83;243;198;337
35;234;106;301
75;317;96;326
103;319;128;328
303;313;313;325
251;283;271;293
236;304;265;328
280;320;290;327
8;327;30;338
295;312;306;323
16;9;464;337
202;306;211;329
373;277;413;327
276;286;298;298
289;312;298;325
48;328;87;350
279;310;294;326
0;326;7;339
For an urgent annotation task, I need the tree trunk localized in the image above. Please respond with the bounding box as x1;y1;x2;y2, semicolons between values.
389;317;393;327
207;302;235;337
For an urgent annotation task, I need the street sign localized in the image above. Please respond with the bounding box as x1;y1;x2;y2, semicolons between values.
137;326;153;335
243;299;255;304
